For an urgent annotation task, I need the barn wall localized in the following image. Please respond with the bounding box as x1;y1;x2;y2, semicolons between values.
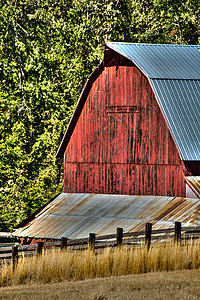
64;55;186;197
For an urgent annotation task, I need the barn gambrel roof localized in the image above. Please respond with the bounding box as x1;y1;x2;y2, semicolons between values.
56;43;200;161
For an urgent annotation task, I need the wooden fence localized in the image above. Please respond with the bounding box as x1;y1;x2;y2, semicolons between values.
0;222;200;266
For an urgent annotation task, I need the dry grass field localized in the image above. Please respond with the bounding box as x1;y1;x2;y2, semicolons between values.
0;239;200;299
0;269;200;299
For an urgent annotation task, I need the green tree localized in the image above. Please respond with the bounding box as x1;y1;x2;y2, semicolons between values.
130;0;199;44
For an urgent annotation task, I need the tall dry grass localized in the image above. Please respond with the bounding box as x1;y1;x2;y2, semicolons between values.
1;239;200;286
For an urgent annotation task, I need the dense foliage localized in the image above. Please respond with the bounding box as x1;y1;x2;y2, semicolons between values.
0;0;199;231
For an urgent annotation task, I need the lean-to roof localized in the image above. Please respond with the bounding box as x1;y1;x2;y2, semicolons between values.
13;193;200;240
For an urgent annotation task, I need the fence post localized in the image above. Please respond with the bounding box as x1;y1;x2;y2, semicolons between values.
117;227;123;246
89;233;95;250
37;241;44;255
61;237;68;249
174;222;181;243
12;245;18;269
145;223;152;250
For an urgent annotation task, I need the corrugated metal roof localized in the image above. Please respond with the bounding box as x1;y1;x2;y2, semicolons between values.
106;42;200;80
185;176;200;198
151;79;200;160
106;42;200;161
13;193;200;239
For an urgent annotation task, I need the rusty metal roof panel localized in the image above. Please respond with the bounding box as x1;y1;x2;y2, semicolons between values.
152;197;199;225
106;42;200;80
13;193;200;239
185;176;200;198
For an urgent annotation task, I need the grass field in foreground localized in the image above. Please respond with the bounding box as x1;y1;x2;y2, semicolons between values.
1;239;200;287
0;269;200;300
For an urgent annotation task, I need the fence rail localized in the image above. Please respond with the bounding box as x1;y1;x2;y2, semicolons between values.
0;223;200;265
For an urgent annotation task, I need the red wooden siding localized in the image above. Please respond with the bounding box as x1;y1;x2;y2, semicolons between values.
64;163;185;196
64;58;186;197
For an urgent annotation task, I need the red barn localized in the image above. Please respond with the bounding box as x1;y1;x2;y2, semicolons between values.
56;43;200;198
14;43;200;240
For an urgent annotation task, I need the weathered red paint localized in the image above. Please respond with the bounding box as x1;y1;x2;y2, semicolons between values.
63;52;187;197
